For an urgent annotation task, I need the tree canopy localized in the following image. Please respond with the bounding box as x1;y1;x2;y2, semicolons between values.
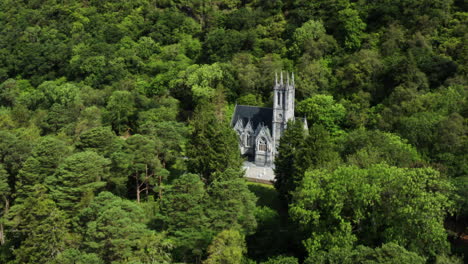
0;0;466;263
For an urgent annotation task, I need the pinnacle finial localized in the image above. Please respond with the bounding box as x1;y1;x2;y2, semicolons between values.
280;71;283;85
292;72;295;85
275;72;278;85
287;72;290;86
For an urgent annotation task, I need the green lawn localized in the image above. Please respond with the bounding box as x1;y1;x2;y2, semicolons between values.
247;182;282;212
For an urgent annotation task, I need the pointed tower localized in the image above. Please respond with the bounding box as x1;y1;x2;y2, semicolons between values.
272;71;295;155
284;72;295;122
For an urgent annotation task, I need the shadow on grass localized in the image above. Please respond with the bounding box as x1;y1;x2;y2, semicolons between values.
247;182;283;212
246;182;305;262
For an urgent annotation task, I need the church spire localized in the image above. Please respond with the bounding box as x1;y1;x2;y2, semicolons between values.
292;72;295;86
275;71;278;85
280;71;283;85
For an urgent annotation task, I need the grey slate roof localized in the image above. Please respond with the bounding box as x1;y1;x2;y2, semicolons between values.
231;105;273;131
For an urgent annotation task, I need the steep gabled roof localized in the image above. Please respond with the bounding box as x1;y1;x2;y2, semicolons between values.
231;105;273;131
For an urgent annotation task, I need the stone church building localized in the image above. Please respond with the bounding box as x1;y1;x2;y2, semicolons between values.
232;72;305;167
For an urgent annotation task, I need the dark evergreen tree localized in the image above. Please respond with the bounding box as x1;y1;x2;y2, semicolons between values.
274;120;306;203
294;125;341;178
76;192;172;263
159;173;211;262
187;102;243;183
15;136;70;203
207;170;257;235
7;186;69;264
47;151;110;215
76;126;117;158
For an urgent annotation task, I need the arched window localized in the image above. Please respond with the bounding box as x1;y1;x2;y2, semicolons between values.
246;133;252;147
258;137;267;151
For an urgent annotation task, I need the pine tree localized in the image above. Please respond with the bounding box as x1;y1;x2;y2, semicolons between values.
207;171;257;235
187;102;243;183
15;136;69;203
160;173;211;262
294;125;340;179
47;151;110;214
76;192;171;263
7;185;69;264
274;120;306;203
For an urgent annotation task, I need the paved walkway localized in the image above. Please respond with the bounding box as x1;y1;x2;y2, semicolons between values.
243;161;275;183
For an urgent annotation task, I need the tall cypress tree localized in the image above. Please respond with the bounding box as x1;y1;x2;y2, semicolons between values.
274;120;306;203
187;100;243;184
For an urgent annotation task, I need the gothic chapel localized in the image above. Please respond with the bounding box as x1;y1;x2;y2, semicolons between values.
232;72;304;166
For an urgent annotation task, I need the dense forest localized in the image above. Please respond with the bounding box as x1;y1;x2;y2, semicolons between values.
0;0;467;263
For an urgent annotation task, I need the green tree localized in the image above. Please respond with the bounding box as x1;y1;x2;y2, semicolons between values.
261;255;299;264
203;29;248;62
275;123;341;205
105;90;136;133
231;53;261;96
7;186;69;264
207;175;257;234
74;106;104;138
291;20;337;60
297;125;341;172
0;131;34;182
0;164;9;245
296;95;346;135
77;192;171;263
342;128;422;168
183;63;225;103
76;126;117;157
15;136;70;203
335;49;383;101
51;249;104;264
187;103;243;183
0;79;34;107
136;97;188;175
204;229;246;264
123;134;163;202
47;151;110;214
35;80;83;133
159;173;210;262
274;120;306;203
290;164;454;258
296;58;334;98
337;7;366;50
305;243;426;264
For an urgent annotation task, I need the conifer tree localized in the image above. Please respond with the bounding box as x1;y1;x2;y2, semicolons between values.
76;126;117;157
294;125;341;177
160;173;211;262
76;192;171;263
51;249;104;264
15;136;70;203
274;120;306;203
47;151;110;214
122;134;163;203
207;170;257;234
7;185;69;264
187;100;243;183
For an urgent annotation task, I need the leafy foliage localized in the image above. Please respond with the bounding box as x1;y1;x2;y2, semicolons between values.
290;164;454;258
0;0;466;262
